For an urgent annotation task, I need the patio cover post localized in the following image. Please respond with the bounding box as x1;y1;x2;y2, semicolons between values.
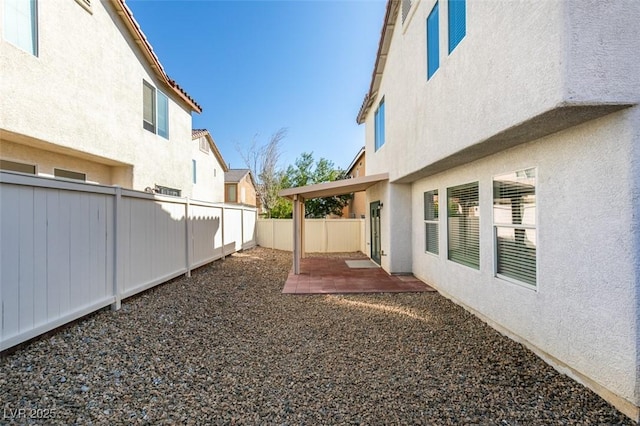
293;195;304;274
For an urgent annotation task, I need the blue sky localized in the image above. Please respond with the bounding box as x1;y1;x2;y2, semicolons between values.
127;0;386;171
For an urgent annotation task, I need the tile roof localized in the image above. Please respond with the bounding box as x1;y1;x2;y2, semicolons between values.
110;0;202;113
224;169;251;183
192;129;209;139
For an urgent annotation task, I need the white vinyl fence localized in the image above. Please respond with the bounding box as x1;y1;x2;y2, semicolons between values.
0;172;256;351
256;218;366;253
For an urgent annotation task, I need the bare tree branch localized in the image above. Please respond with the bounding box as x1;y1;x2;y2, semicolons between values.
236;128;287;217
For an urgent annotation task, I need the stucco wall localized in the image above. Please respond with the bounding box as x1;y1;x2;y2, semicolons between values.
0;139;124;185
364;0;640;183
192;137;225;203
409;108;639;409
359;0;640;416
0;0;197;197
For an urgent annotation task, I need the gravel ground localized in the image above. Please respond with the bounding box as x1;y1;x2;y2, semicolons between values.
0;247;633;425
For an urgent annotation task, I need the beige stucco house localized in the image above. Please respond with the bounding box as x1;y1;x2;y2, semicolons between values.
0;0;208;199
224;169;258;207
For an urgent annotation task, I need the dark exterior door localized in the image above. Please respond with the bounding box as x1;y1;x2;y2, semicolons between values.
370;201;381;264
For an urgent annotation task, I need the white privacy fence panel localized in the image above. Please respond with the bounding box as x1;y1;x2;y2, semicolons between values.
119;194;188;299
190;203;224;269
256;219;365;253
242;209;257;249
0;172;256;351
223;208;243;253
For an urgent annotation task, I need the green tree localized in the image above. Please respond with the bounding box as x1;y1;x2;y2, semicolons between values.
278;152;351;219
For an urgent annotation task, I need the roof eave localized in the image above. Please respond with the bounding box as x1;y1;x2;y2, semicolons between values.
356;0;399;124
111;0;202;113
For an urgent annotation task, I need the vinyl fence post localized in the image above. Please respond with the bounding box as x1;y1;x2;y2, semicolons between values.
111;186;122;311
221;205;226;259
185;198;192;277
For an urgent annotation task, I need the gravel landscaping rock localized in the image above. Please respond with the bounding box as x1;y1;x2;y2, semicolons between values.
0;247;633;425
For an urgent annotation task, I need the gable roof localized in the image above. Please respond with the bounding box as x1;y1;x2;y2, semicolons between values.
110;0;202;113
345;146;365;175
192;129;229;172
356;0;400;124
225;169;253;184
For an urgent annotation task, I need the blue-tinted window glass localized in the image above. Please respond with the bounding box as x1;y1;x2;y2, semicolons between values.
374;98;385;151
448;0;466;53
427;2;440;79
3;0;37;55
157;91;169;139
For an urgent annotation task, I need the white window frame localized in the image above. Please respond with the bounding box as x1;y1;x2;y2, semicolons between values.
492;167;538;289
143;80;169;139
447;181;480;270
424;189;439;256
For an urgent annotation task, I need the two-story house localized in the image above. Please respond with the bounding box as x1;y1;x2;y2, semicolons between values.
356;0;640;420
1;0;210;200
191;129;227;203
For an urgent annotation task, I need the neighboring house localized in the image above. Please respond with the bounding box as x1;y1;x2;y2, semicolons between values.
191;129;228;203
354;0;640;421
224;169;258;207
341;147;367;219
0;0;204;199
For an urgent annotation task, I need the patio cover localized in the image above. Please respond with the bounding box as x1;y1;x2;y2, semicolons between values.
279;173;389;274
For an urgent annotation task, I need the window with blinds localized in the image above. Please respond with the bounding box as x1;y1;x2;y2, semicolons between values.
426;2;439;80
447;182;479;269
493;168;536;287
424;190;439;254
448;0;466;54
143;81;156;133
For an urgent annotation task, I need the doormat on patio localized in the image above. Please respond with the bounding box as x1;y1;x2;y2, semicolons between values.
345;260;380;269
